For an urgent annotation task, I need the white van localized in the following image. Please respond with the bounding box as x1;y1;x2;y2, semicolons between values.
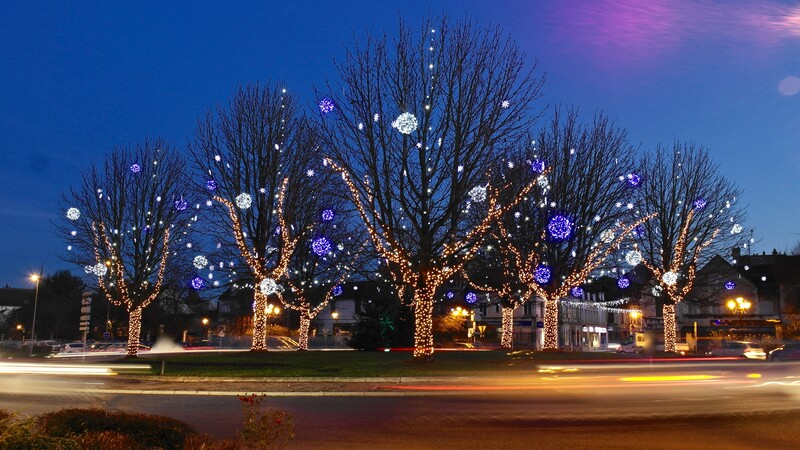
616;333;664;354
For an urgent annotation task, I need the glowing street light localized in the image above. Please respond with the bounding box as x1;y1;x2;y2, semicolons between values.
628;309;642;334
29;274;41;355
726;296;751;315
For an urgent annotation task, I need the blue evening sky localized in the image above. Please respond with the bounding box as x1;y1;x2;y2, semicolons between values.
1;1;798;287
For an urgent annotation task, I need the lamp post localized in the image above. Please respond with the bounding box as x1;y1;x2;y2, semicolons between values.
29;274;40;356
331;311;339;347
628;310;642;334
201;317;210;340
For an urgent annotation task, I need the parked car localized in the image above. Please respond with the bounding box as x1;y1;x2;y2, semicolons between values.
768;342;800;362
708;341;766;360
60;342;86;353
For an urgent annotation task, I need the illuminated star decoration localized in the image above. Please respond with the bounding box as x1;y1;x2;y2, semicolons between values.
662;271;678;286
617;278;631;289
259;278;281;296
235;193;252;209
626;173;642;187
570;286;584;298
501;100;510;108
332;285;343;296
468;186;487;203
311;236;332;256
174;196;188;211
193;255;208;270
321;208;335;222
530;159;546;174
465;292;478;304
190;277;205;290
625;250;643;266
130;163;141;174
66;207;81;221
534;265;552;285
547;214;573;241
693;198;707;209
206;180;217;191
724;281;735;290
318;97;336;114
392;112;418;134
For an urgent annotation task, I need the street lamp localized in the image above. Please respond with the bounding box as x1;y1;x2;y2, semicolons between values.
628;310;642;334
726;297;751;315
201;317;210;340
29;274;41;355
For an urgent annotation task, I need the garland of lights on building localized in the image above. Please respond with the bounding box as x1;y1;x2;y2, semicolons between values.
213;177;302;351
639;208;719;352
500;213;656;349
325;158;540;359
91;222;169;357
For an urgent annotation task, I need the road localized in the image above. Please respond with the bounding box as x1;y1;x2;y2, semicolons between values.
2;359;800;448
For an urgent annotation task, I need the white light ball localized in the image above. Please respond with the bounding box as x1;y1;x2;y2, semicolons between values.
66;208;81;221
193;255;209;270
600;230;615;243
259;278;281;296
469;186;487;203
392;112;418;135
235;193;252;209
731;224;743;235
93;263;108;277
625;250;642;266
662;271;678;286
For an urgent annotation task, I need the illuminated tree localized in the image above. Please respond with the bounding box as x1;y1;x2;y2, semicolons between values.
633;143;745;351
470;109;652;349
319;17;545;359
189;83;317;351
58;140;191;357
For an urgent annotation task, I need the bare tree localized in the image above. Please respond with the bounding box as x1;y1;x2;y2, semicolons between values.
57;139;191;357
468;109;651;349
189;82;323;351
318;16;545;359
634;142;746;351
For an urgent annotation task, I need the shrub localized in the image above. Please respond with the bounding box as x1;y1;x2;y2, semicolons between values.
37;408;196;450
237;394;294;449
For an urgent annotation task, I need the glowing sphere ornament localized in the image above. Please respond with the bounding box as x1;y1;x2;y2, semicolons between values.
625;250;642;266
662;271;678;286
570;286;584;298
724;281;735;290
626;173;642;187
465;292;478;304
206;180;217;191
547;214;573;241
332;285;343;297
534;264;552;285
318;97;336;114
235;193;252;209
392;112;418;134
321;208;335;222
731;223;743;235
652;285;663;296
193;255;208;270
92;263;108;277
311;236;332;256
446;291;455;299
632;225;646;238
468;186;487;203
66;207;81;221
174;196;188;211
259;278;280;296
693;198;707;209
530;159;546;174
600;230;615;243
130;163;141;174
617;278;630;289
190;277;205;290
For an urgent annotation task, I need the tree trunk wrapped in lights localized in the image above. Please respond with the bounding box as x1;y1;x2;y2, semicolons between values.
318;17;546;359
500;306;515;348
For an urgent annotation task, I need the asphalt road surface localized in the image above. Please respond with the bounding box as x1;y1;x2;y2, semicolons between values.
3;359;800;448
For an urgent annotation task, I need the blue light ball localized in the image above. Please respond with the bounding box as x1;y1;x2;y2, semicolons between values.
465;292;478;304
206;180;217;191
548;214;573;241
724;281;735;290
190;277;205;290
534;265;552;285
311;236;332;256
617;278;630;289
318;97;336;114
130;164;141;174
530;159;546;174
321;209;335;222
332;285;343;296
570;287;584;298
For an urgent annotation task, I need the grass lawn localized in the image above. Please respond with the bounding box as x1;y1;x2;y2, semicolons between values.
128;349;631;378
